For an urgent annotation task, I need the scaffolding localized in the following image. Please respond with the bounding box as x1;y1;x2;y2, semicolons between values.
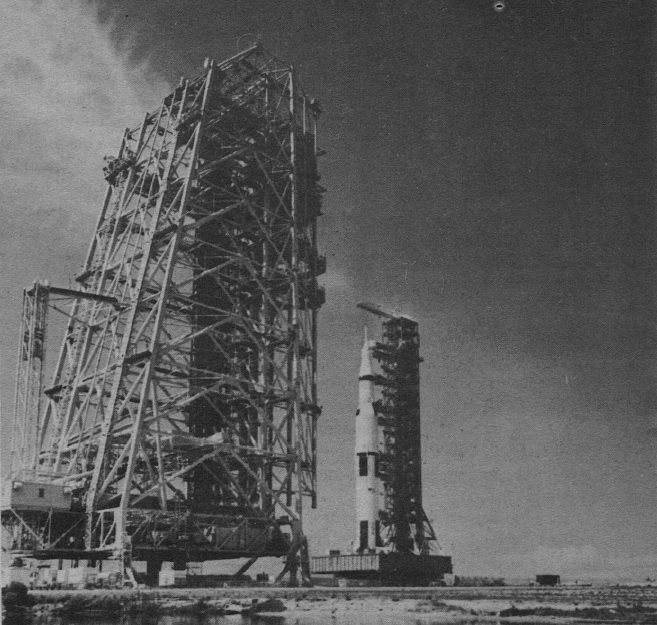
357;303;439;556
2;45;324;586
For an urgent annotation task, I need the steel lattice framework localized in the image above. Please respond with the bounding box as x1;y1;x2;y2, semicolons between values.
11;283;49;478
3;45;324;585
357;304;439;556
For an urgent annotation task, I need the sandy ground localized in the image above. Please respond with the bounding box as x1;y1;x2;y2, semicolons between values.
26;585;657;622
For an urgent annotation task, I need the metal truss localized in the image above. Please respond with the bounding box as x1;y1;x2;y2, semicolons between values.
11;283;49;477
358;304;440;556
5;45;324;585
3;508;86;556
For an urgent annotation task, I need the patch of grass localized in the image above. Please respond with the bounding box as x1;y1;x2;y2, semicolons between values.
124;594;161;615
498;603;657;621
414;598;470;614
2;582;36;612
252;598;286;613
193;598;208;614
54;593;126;616
56;595;93;615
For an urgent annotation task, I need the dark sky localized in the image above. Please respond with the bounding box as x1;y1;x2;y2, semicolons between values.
1;0;655;579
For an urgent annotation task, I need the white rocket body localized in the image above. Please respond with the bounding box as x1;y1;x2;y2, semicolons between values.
355;327;380;552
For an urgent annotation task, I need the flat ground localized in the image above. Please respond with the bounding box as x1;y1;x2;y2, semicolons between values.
29;584;657;622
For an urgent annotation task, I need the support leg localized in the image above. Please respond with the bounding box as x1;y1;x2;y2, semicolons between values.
145;557;163;586
234;555;259;579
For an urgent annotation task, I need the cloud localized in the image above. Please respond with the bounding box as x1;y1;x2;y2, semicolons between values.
0;0;168;241
0;0;170;462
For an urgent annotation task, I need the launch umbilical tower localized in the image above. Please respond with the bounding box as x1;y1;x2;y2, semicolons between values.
310;304;451;584
2;45;324;586
358;303;439;556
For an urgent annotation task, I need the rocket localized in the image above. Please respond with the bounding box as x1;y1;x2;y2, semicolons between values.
355;326;380;552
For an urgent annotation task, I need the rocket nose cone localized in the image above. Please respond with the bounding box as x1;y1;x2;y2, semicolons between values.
359;326;373;378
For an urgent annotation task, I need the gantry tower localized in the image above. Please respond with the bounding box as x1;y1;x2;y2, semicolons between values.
2;45;325;586
310;305;451;584
357;303;438;556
